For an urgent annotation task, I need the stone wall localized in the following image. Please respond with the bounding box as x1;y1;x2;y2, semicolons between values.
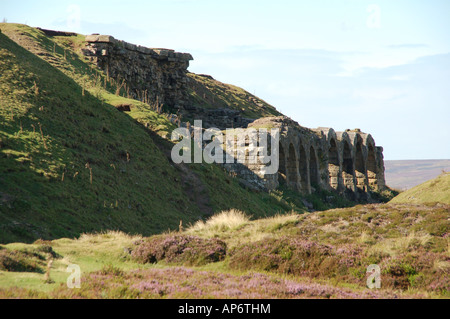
181;104;254;130
221;117;386;199
81;35;386;199
83;34;193;109
82;35;260;129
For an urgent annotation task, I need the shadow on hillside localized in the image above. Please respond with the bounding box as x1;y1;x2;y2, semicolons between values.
1;31;284;244
0;32;212;244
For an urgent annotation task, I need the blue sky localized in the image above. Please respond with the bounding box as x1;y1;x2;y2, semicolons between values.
1;0;449;160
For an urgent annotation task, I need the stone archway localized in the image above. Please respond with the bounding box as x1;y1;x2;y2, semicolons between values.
287;143;300;190
278;143;287;186
328;138;340;190
299;142;309;193
367;144;377;190
342;141;354;191
309;146;320;188
355;140;367;191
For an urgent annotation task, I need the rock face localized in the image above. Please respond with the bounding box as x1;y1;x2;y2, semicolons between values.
83;34;193;109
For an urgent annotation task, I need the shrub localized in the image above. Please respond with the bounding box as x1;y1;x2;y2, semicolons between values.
0;249;42;272
381;259;417;290
32;244;58;259
99;264;124;277
228;236;350;278
379;251;448;291
426;220;450;237
229;236;449;293
131;235;226;266
0;244;58;273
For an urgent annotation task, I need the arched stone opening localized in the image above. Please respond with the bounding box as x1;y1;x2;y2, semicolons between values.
287;143;300;190
328;138;340;190
367;144;377;190
342;141;354;191
299;142;309;192
355;141;367;191
278;143;287;186
309;146;320;189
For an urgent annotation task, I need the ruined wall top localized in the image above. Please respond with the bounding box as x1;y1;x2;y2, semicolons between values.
85;34;194;63
83;34;194;109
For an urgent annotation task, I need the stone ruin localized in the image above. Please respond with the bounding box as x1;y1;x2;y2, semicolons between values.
82;34;386;199
83;34;193;109
227;117;386;199
83;35;258;129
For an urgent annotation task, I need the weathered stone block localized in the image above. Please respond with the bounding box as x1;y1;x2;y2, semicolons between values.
83;34;193;110
86;34;115;43
136;45;153;55
124;42;137;51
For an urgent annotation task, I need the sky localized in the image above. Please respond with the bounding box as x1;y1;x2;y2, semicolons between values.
1;0;449;160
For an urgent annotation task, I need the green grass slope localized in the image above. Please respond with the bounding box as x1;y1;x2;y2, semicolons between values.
187;73;282;119
0;24;303;244
0;26;200;243
390;172;450;205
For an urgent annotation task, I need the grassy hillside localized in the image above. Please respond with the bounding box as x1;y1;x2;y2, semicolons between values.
0;205;448;298
0;23;304;244
390;173;450;205
187;73;282;119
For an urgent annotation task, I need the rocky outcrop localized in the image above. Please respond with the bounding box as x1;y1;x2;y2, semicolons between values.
83;34;193;109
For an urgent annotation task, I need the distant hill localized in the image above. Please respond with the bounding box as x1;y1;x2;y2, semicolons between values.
390;172;450;204
385;159;450;190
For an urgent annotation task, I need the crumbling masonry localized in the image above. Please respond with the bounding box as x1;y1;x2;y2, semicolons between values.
83;35;386;198
244;117;386;196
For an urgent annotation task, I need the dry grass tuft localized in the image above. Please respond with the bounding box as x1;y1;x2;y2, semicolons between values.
189;209;250;233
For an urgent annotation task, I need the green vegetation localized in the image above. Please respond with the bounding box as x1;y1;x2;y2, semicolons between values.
187;73;282;119
0;231;144;293
390;172;450;205
0;243;55;273
131;234;227;266
0;24;198;243
0;204;448;298
0;24;304;244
